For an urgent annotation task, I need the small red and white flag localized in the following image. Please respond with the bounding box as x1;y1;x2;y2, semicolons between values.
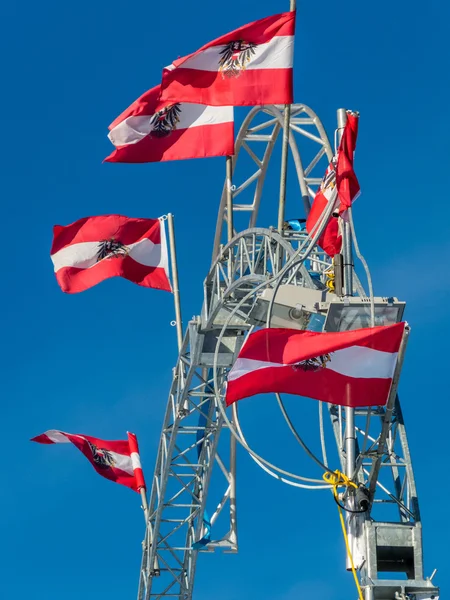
31;430;146;492
306;163;342;257
105;85;234;163
336;112;360;214
159;11;295;107
226;323;405;408
50;214;171;294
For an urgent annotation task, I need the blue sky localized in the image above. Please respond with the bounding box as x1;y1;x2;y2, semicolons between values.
1;0;448;598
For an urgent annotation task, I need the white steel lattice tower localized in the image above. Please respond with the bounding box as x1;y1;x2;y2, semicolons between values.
137;104;439;600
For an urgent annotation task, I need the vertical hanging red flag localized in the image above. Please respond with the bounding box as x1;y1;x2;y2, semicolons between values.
306;162;342;257
306;111;360;256
336;112;360;213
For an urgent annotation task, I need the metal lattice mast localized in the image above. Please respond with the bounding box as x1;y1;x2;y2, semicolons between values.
137;105;439;600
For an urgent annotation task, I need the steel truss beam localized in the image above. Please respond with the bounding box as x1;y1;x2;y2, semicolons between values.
138;105;438;600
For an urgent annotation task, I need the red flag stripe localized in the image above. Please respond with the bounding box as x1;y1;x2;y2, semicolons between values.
55;262;171;294
226;366;393;408
105;121;234;163
160;68;293;107
51;215;161;254
171;11;295;63
234;323;405;363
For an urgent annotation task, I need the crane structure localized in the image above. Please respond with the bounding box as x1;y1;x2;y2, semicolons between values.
137;104;440;600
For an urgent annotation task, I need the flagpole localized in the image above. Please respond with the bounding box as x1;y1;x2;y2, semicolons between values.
140;487;149;521
167;213;183;351
336;109;356;482
277;0;296;232
226;156;234;242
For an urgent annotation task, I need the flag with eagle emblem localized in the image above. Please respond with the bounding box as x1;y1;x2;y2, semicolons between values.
306;112;360;255
159;11;295;107
31;430;146;492
105;85;234;163
226;323;406;407
50;214;171;294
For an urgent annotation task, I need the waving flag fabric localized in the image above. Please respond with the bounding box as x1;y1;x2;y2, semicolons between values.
105;85;234;163
336;112;360;213
50;214;171;294
31;430;146;492
306;111;360;255
159;11;295;107
306;163;341;257
226;323;405;407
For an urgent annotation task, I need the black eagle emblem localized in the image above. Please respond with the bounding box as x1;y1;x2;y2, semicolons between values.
150;103;182;138
292;354;332;372
87;441;115;469
96;238;129;262
321;164;336;193
218;40;257;77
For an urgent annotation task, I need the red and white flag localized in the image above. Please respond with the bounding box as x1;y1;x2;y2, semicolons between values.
306;163;342;257
159;11;295;107
31;430;146;492
336;112;360;214
50;214;171;294
305;112;360;256
226;323;405;408
105;85;234;163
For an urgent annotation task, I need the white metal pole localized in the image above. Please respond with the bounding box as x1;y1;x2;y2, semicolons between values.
229;426;237;546
336;108;355;479
140;487;149;521
277;0;296;232
337;108;354;298
226;156;234;243
140;487;161;576
167;214;183;352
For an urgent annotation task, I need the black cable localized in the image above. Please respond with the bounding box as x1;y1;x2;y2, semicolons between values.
333;492;368;514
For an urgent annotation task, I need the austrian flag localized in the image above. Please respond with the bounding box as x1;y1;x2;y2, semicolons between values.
31;430;146;492
160;11;295;107
106;85;234;163
50;214;171;294
226;323;406;408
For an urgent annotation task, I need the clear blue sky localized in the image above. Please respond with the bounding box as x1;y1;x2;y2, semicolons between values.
1;1;448;598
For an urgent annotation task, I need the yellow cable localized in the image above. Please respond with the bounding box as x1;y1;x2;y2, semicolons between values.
323;471;364;600
336;498;364;600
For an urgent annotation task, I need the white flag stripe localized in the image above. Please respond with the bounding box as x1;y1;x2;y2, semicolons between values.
229;346;398;382
51;237;164;272
158;217;170;283
45;430;73;443
109;104;233;147
178;36;294;72
130;452;142;471
107;451;134;476
42;430;134;476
